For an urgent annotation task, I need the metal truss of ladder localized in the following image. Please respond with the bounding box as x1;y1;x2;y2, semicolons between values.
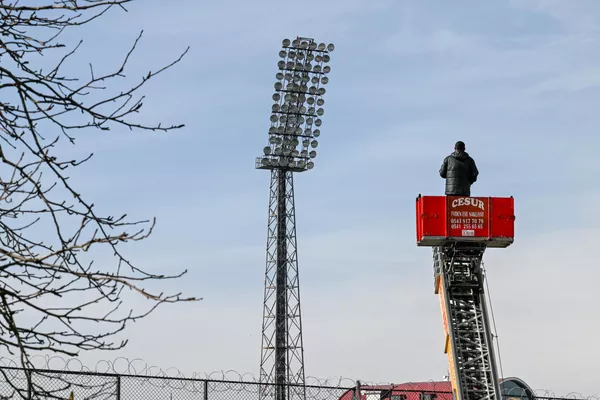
434;244;502;400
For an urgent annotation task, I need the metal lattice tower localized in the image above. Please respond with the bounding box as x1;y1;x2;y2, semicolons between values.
434;244;502;400
255;37;334;400
259;169;304;400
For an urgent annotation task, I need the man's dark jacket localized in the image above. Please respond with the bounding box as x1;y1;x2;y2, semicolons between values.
439;151;479;196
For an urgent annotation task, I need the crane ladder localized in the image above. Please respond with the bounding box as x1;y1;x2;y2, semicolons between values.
434;244;502;400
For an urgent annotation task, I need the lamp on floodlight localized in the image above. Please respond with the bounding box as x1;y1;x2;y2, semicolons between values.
256;36;334;172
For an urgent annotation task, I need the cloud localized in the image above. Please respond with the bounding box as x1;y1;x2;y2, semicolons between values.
383;29;477;56
510;0;600;31
92;0;394;52
531;68;600;94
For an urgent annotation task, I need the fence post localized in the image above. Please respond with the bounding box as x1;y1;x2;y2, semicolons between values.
204;380;209;400
116;375;121;400
354;380;362;400
27;369;33;400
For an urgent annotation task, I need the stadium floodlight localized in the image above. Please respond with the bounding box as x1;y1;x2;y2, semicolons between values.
256;36;335;400
256;36;334;172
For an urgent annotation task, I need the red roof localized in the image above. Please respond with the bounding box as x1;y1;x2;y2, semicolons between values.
337;377;533;400
364;382;452;392
338;381;453;400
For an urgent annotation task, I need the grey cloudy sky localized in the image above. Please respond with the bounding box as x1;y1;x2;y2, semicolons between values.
40;0;600;396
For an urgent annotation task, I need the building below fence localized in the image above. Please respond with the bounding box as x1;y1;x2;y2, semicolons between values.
339;377;535;400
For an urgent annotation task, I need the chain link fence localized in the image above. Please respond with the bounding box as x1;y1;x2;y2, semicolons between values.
0;359;596;400
0;365;351;400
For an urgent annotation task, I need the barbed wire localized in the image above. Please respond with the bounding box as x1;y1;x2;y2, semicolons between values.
0;355;358;388
0;355;597;400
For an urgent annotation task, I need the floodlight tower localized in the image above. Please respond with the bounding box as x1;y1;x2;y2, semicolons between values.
256;37;334;400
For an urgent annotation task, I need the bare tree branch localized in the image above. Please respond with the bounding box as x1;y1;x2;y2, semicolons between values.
0;1;200;397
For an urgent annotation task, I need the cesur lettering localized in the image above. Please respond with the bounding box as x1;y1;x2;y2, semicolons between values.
452;197;485;211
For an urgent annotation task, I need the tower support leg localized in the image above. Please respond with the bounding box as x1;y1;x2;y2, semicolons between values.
260;169;306;400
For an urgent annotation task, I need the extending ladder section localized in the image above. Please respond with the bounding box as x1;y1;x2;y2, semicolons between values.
434;244;502;400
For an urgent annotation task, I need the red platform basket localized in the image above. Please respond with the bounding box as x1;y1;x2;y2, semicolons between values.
416;195;515;248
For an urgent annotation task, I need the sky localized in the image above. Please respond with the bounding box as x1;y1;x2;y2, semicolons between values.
8;0;600;397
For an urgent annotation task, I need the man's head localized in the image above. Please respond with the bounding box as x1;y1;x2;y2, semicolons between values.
454;141;466;152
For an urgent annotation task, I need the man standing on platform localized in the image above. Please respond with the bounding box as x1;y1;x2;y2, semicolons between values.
439;141;479;196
